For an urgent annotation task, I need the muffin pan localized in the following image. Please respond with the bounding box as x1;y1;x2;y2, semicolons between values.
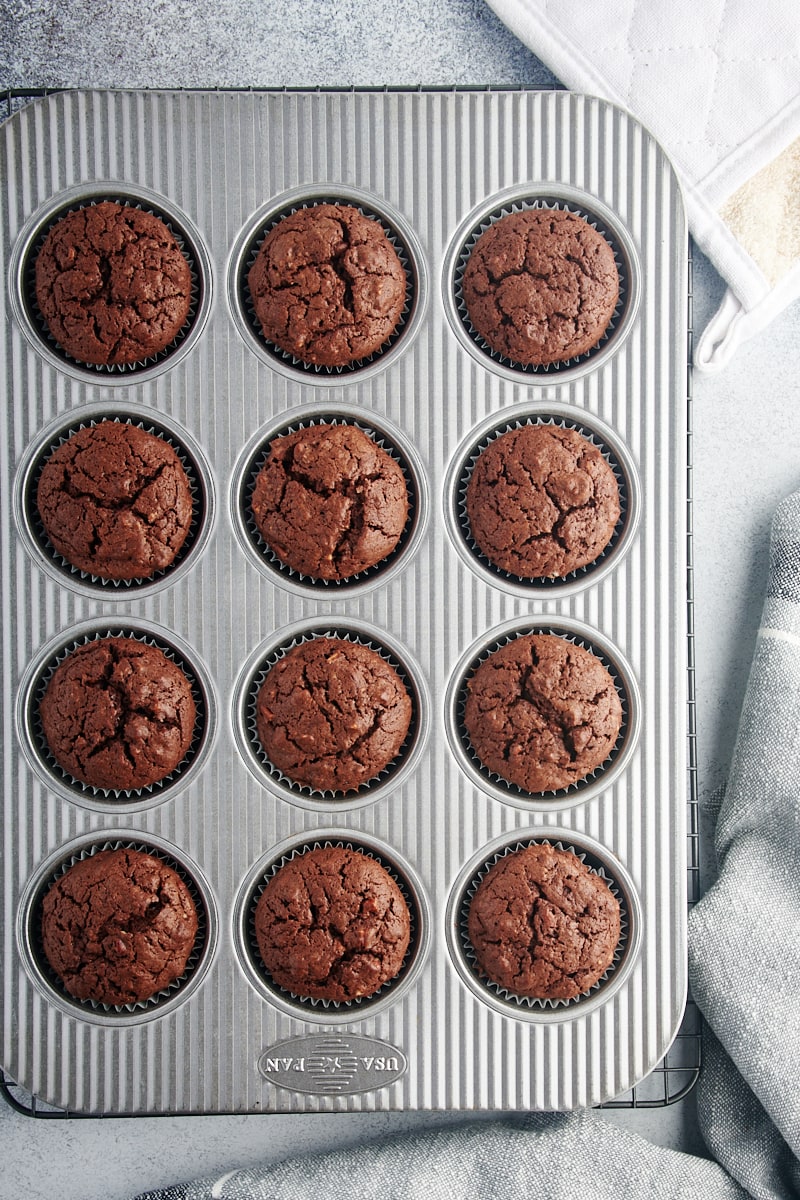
0;89;688;1114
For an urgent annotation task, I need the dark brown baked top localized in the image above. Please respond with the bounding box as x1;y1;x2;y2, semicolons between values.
465;423;620;579
34;200;192;366
40;847;199;1006
251;423;409;580
39;636;197;791
247;203;406;367
461;208;619;366
254;845;410;1001
36;421;194;581
463;632;622;793
255;636;412;793
467;842;620;1000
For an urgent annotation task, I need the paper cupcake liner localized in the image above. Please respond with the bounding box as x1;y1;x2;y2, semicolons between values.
456;625;630;800
240;196;416;375
23;194;202;374
453;196;628;376
29;627;207;801
25;413;206;591
242;414;417;589
29;837;208;1015
456;413;628;588
245;627;418;800
458;837;629;1010
246;837;419;1014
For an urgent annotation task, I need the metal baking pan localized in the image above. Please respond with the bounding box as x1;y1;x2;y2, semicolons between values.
0;87;689;1114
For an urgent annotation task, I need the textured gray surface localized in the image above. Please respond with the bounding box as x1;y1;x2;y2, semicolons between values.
1;0;555;90
1;1;799;1197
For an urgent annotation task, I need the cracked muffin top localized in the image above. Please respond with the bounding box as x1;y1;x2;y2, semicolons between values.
461;207;619;366
39;636;197;792
34;201;193;367
255;636;412;793
467;842;620;1001
250;422;409;581
463;632;622;794
40;847;199;1006
247;203;407;368
465;423;620;579
254;844;410;1002
36;420;194;582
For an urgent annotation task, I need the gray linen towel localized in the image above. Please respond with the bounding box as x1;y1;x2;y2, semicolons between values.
133;490;800;1199
689;488;800;1198
131;1111;746;1199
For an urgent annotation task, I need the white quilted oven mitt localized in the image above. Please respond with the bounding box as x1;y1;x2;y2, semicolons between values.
486;0;800;372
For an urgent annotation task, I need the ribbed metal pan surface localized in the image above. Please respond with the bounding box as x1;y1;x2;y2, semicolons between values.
0;88;688;1114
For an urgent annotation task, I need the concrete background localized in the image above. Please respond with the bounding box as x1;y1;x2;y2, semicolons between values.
2;2;798;1195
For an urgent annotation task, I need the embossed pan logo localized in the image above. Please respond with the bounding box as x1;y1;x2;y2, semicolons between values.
257;1033;407;1095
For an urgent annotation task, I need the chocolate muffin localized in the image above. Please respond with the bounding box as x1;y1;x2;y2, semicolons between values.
255;636;412;793
461;208;619;366
40;847;199;1006
465;423;620;579
463;633;622;793
36;420;194;581
467;842;620;1001
251;423;409;581
39;636;197;791
34;200;193;366
254;845;411;1002
247;203;406;367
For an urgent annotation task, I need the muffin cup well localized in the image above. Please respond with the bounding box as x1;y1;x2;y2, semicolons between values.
231;403;427;597
17;833;216;1025
445;617;640;811
234;832;429;1025
232;619;428;811
446;829;641;1022
229;185;426;383
443;184;639;384
17;621;215;811
445;402;639;599
15;403;214;599
10;183;212;383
